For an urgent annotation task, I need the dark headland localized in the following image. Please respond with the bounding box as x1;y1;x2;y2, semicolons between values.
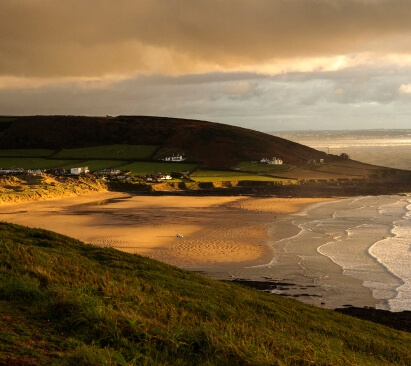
1;115;410;197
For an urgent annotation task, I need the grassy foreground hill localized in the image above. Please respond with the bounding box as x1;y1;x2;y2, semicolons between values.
1;223;410;365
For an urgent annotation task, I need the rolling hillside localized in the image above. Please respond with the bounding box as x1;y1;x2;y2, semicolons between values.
2;115;411;196
0;116;326;169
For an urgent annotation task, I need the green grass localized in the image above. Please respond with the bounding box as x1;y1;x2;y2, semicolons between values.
0;222;410;365
235;161;290;173
191;170;293;183
0;158;82;170
54;145;158;160
60;160;127;172
0;149;56;157
118;162;198;175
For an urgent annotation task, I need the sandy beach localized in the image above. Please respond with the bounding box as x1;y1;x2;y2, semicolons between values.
0;192;330;267
0;191;380;309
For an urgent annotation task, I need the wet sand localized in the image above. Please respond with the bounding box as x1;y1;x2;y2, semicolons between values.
0;192;330;267
0;191;377;308
0;192;273;266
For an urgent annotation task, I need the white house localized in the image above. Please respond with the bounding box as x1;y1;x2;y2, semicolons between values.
0;168;25;175
27;169;45;175
163;154;186;162
260;157;283;165
70;166;89;175
160;174;172;180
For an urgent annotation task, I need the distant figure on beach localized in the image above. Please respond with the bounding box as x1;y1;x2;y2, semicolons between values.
176;233;184;238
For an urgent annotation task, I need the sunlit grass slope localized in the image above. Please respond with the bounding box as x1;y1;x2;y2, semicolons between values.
191;170;295;183
0;222;410;365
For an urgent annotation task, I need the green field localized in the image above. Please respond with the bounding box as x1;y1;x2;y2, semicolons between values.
0;149;56;157
118;161;198;175
1;222;410;365
235;161;290;173
0;153;197;174
54;144;158;160
0;158;82;170
191;169;293;182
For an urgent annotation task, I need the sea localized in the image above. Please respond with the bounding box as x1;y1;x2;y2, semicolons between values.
273;129;411;171
231;130;411;311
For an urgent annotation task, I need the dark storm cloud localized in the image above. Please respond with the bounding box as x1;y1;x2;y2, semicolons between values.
2;1;411;131
2;0;411;78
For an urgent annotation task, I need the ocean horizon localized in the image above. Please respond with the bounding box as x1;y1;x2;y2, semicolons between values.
272;129;411;171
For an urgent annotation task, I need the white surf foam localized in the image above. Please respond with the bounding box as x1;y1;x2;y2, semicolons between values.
369;199;411;311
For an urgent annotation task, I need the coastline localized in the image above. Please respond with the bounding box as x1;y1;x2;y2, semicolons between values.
242;195;411;312
0;192;333;268
0;191;381;310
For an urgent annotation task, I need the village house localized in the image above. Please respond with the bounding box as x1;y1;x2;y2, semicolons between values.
26;169;45;175
161;154;186;162
0;168;25;175
116;175;130;181
52;169;68;176
70;166;89;175
159;174;172;180
145;173;172;182
96;169;121;176
260;157;283;165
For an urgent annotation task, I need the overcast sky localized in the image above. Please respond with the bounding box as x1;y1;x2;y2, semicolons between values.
2;0;411;131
